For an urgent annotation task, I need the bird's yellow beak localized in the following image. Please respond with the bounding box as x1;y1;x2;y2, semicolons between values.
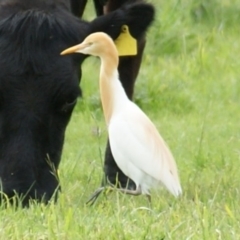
60;43;88;55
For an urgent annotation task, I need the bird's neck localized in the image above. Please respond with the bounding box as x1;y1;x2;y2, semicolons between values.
99;54;128;125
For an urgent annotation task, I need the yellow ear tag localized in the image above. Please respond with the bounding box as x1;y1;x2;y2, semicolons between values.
114;25;137;56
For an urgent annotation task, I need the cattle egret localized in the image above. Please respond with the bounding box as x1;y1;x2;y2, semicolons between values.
61;33;182;202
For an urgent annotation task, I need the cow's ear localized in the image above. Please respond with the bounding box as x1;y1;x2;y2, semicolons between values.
120;3;155;38
88;2;155;40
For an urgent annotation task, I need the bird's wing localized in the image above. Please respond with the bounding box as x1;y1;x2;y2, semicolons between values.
109;102;182;196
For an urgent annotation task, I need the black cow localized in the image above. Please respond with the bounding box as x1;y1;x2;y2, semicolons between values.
0;0;154;206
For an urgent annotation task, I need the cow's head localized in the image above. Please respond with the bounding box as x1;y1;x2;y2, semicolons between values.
0;0;154;206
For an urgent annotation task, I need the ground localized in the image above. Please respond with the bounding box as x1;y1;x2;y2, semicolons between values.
1;0;240;239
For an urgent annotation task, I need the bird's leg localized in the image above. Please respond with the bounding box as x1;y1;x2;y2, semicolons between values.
116;186;152;207
86;183;140;206
86;185;114;206
86;184;152;206
146;194;151;202
116;186;142;196
86;175;121;206
146;194;152;208
118;185;152;207
86;187;105;206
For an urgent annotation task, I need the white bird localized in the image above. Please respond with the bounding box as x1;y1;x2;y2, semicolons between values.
61;33;182;202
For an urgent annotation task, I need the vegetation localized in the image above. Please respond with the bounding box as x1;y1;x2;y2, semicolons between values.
1;0;240;239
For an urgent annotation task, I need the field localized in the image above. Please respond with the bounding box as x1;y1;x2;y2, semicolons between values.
1;0;240;239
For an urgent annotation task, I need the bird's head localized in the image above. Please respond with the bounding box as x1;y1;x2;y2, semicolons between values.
60;32;116;58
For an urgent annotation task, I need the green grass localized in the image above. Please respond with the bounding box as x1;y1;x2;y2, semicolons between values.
1;0;240;239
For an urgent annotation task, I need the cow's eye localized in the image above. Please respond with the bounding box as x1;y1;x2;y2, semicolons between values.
61;98;78;112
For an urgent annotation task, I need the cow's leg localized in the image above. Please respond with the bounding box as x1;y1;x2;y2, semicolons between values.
70;0;88;17
102;0;147;190
70;0;108;17
93;0;107;16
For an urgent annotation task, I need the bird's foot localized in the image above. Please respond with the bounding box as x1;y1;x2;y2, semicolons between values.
116;186;142;196
117;187;151;206
86;186;113;206
86;185;151;206
86;187;104;206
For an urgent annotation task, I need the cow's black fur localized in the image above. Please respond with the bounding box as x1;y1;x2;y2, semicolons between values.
0;0;154;206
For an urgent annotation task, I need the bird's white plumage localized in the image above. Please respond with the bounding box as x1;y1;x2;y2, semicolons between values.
108;75;182;197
